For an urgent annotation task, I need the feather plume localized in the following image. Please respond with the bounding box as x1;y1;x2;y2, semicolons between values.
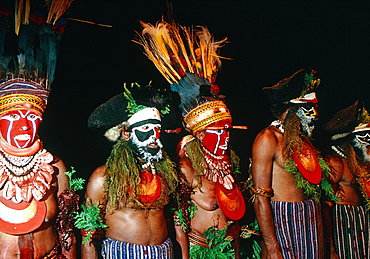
135;21;227;85
47;0;74;25
135;20;228;113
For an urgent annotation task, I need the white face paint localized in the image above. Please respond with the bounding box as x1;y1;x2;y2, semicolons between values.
295;104;318;137
353;131;370;162
129;123;163;163
0;109;42;148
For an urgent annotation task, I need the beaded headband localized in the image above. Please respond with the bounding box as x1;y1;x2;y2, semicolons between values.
0;79;48;115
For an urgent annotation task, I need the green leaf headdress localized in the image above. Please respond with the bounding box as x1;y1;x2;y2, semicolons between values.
88;82;172;141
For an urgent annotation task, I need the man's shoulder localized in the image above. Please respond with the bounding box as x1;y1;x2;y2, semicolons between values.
325;154;345;167
254;126;281;144
325;154;346;173
177;135;195;157
88;165;107;185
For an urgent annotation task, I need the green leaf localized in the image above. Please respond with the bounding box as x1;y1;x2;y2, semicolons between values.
74;198;107;244
65;167;85;191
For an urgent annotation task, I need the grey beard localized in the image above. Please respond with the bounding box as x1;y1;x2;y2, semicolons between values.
353;139;370;163
296;109;316;137
129;134;164;163
301;122;315;138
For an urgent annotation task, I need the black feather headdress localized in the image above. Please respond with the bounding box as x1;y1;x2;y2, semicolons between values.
0;0;73;114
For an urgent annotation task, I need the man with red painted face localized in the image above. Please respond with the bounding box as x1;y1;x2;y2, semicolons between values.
0;81;77;259
135;21;248;259
251;69;338;259
322;101;370;259
81;84;179;259
0;2;78;258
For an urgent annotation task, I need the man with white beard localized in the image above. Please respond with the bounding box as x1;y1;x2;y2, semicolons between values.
80;83;179;259
323;100;370;259
251;68;338;259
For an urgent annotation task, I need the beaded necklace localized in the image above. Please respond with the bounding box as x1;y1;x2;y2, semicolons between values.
271;120;284;133
200;144;234;190
0;147;54;203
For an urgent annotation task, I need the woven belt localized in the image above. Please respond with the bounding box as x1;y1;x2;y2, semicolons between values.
188;229;209;248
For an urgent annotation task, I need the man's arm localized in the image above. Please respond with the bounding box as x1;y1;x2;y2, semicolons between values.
322;155;342;259
174;221;190;259
251;129;283;259
174;138;197;259
54;158;77;259
81;166;107;259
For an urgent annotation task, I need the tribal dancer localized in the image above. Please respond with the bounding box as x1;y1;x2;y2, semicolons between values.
251;69;337;259
135;21;249;259
323;100;370;259
80;83;179;259
0;1;78;258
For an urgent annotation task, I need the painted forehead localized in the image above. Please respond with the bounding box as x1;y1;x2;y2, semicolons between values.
1;103;43;116
205;119;232;130
130;119;161;130
354;129;370;136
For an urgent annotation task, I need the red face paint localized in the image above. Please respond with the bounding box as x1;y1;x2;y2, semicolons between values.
202;120;232;156
0;109;42;148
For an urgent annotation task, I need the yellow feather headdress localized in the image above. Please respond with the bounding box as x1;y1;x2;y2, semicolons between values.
135;20;232;133
135;21;227;85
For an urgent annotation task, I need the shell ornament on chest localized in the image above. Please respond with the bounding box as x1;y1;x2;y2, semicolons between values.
0;146;54;234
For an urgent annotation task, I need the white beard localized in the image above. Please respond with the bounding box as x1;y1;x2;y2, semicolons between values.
296;108;316;137
129;133;164;163
353;138;370;163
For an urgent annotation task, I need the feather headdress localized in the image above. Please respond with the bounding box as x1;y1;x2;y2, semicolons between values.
0;0;73;114
135;20;232;133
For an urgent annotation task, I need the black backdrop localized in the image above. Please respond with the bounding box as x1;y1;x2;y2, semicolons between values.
39;0;370;181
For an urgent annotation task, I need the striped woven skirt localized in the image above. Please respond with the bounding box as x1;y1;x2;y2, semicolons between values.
331;203;370;259
271;199;324;259
101;237;173;259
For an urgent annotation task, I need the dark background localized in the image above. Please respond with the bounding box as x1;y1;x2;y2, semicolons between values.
39;0;370;181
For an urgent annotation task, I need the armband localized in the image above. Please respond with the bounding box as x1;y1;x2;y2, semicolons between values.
173;213;181;226
250;186;274;197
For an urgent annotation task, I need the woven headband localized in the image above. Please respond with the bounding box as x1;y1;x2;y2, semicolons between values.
184;100;232;133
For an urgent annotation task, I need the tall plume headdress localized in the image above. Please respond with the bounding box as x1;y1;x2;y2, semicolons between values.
0;0;73;115
134;20;235;133
135;20;248;221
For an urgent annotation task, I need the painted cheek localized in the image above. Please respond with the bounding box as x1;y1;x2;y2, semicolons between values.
309;107;318;117
203;133;220;154
0;119;11;142
134;129;154;142
154;128;160;139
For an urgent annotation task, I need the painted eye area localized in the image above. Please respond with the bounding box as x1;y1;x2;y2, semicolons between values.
6;114;20;121
135;124;161;132
27;113;42;122
300;105;317;116
206;129;225;135
355;132;370;144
